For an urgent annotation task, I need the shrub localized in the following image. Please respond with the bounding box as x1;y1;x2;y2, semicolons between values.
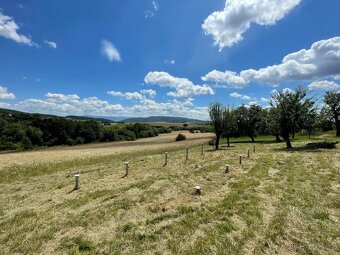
176;133;186;141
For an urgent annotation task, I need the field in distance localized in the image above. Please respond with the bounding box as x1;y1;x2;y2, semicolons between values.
0;132;339;254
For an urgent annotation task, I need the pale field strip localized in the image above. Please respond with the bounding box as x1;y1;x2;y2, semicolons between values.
0;131;214;171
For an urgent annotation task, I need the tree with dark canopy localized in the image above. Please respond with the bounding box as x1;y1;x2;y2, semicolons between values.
270;87;316;148
222;106;237;147
209;102;224;149
324;91;340;136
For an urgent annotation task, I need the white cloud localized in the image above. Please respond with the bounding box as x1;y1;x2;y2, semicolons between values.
16;96;124;116
107;91;144;101
140;89;156;97
203;37;340;87
144;71;214;98
152;1;159;11
45;93;80;101
145;1;159;19
164;59;175;65
0;102;11;108
101;40;121;62
261;97;270;103
0;86;15;99
11;94;209;120
202;0;300;49
44;40;57;48
144;10;154;19
308;80;340;90
202;70;247;88
229;92;251;100
0;11;37;47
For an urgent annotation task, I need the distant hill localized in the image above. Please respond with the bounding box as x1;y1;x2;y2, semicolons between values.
0;108;114;123
122;116;207;124
66;115;114;123
85;115;127;122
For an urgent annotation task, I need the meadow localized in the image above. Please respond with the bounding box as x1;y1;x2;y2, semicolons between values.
0;131;339;255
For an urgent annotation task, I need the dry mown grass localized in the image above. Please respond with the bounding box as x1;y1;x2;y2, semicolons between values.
0;132;339;255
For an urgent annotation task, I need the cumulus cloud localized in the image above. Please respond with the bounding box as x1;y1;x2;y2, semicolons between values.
107;91;144;101
203;37;340;87
140;89;156;97
45;93;80;101
229;92;251;100
144;71;214;98
16;95;124;116
101;40;121;62
10;93;209;120
202;70;247;88
44;40;57;48
0;86;15;99
202;0;300;49
308;80;340;90
0;11;37;47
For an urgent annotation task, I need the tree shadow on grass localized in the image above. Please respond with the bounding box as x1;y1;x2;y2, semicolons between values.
230;140;279;145
273;141;338;153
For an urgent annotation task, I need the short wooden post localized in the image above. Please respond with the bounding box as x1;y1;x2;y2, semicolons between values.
239;155;242;165
74;174;80;190
225;164;229;173
201;144;204;156
253;145;256;153
164;152;168;166
186;147;189;160
248;149;250;158
125;161;129;176
195;185;201;195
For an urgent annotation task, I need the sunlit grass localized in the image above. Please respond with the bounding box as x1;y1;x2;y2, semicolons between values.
0;132;339;254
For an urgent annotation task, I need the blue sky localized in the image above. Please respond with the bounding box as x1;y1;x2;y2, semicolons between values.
0;0;339;120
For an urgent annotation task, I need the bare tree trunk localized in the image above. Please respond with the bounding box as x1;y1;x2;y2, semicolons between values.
227;137;230;147
215;135;220;150
336;118;340;137
285;138;292;148
275;135;281;143
250;136;255;143
282;132;292;148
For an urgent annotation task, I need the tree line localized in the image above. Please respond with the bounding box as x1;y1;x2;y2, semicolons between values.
0;110;173;151
209;88;340;149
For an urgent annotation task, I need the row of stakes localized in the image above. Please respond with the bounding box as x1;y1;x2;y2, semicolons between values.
73;144;256;193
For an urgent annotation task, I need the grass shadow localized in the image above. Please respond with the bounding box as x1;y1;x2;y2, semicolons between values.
273;142;338;153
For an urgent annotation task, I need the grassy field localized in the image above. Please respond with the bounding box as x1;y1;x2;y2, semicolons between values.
0;131;339;254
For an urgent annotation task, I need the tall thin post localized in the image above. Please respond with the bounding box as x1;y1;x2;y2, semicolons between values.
74;174;80;190
186;147;189;160
201;144;204;156
248;149;250;158
253;145;256;153
164;152;168;166
125;161;129;176
239;155;242;165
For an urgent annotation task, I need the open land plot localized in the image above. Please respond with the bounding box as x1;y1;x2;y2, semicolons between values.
0;133;339;255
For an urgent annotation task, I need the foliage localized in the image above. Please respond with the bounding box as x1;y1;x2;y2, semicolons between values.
0;110;165;151
175;133;186;141
324;91;340;136
270;87;316;148
209;102;224;149
222;106;237;146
